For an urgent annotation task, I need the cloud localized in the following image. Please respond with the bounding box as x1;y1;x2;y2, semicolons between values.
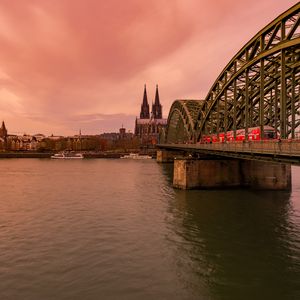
65;113;136;134
0;0;298;134
0;0;195;117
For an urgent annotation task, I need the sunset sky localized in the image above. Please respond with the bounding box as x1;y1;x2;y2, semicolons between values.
0;0;298;135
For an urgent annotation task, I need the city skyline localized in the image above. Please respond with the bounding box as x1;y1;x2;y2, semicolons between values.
0;0;297;135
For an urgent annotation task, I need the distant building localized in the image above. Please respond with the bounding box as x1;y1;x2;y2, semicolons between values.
119;126;126;139
0;121;7;150
0;137;4;151
99;132;120;141
48;134;64;140
6;134;38;151
134;85;167;145
0;121;7;139
33;133;46;141
99;127;133;141
0;119;141;152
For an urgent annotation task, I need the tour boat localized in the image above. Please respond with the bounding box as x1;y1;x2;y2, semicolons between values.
51;152;84;159
121;153;152;159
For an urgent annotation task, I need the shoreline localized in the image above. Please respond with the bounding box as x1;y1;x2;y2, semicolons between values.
0;152;134;159
0;152;53;158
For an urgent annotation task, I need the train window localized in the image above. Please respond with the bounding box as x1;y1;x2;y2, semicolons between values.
264;131;276;139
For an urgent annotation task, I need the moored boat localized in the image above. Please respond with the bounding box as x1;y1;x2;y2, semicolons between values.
51;152;84;159
121;153;152;159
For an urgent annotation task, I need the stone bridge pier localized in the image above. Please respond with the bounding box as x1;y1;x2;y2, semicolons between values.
156;149;179;163
157;151;291;190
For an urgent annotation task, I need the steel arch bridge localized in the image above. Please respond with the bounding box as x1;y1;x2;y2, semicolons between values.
164;3;300;144
164;99;203;143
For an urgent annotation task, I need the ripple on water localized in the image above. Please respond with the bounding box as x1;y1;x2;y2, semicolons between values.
0;160;300;299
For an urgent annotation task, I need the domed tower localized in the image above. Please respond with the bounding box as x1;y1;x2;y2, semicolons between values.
0;121;7;138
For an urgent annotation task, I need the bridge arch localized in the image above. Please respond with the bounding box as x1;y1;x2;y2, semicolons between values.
194;3;300;141
164;100;203;143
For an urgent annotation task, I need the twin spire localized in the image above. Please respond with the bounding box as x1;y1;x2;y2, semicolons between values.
140;84;162;119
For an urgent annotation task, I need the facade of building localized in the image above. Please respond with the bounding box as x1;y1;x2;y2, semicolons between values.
134;85;167;145
0;121;7;150
8;135;38;151
0;121;41;151
0;121;7;138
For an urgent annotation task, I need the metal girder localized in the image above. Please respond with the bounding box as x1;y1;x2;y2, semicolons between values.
165;100;203;143
194;3;300;141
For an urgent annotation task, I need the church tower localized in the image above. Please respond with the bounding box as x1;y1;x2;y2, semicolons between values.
151;85;162;119
134;85;167;144
0;121;7;138
140;84;150;119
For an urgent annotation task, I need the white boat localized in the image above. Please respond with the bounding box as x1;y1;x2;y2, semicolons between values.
51;152;84;159
121;153;152;159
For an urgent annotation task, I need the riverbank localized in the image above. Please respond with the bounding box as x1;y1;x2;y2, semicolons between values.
0;152;121;159
0;150;157;159
0;152;52;158
82;152;122;159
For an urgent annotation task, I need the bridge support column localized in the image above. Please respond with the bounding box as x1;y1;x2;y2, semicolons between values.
156;150;179;163
173;158;241;189
242;161;291;190
173;157;291;190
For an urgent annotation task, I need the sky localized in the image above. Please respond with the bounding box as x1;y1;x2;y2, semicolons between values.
0;0;298;136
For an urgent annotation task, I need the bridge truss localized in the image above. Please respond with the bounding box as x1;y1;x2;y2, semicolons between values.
165;3;300;144
164;100;203;143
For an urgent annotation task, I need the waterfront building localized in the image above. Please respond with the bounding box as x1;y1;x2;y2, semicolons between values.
99;127;138;151
99;127;133;141
33;134;46;141
0;137;4;151
0;121;139;152
134;85;167;145
0;121;10;150
119;126;126;139
7;134;38;151
0;121;7;138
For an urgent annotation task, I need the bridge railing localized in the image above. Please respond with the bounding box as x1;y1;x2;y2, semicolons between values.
192;140;300;157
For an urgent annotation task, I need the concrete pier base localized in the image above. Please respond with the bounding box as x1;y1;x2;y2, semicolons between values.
173;157;291;190
156;150;179;163
173;158;241;189
242;160;291;190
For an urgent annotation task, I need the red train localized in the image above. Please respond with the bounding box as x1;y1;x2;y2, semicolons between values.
201;126;277;143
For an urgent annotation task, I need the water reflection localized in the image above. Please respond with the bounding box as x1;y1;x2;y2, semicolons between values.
161;164;300;299
0;159;299;300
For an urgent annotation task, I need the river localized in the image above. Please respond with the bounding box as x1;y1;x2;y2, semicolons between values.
0;159;299;299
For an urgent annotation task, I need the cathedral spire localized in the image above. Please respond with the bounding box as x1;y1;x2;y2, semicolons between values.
154;84;160;105
140;84;150;119
142;84;148;106
152;85;162;119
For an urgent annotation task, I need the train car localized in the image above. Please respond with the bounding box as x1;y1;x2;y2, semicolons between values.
201;126;277;143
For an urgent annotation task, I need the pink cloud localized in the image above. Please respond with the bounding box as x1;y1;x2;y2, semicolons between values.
0;0;298;135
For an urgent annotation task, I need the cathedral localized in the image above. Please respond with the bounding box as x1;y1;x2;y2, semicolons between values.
134;85;167;145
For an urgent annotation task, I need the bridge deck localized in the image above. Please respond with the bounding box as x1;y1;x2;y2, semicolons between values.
158;140;300;164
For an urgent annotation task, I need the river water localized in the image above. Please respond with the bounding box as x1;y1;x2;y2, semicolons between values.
0;159;299;300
